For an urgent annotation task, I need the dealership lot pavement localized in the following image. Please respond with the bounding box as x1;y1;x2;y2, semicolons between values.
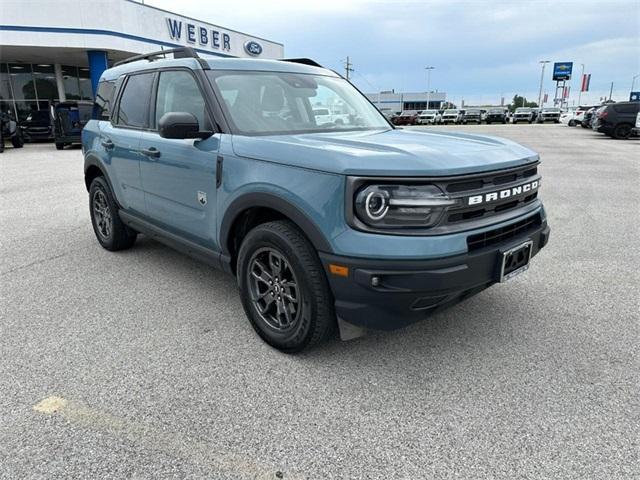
1;125;638;479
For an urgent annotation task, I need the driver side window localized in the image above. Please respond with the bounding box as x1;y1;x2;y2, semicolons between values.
155;70;207;129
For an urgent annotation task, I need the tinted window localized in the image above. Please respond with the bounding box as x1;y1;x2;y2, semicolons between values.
613;103;638;114
155;70;207;128
116;73;154;128
93;80;116;120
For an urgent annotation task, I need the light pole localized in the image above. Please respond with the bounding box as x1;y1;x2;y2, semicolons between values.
425;66;435;110
578;63;585;107
537;60;550;108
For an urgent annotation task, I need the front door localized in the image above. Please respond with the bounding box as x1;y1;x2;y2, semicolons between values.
139;69;220;248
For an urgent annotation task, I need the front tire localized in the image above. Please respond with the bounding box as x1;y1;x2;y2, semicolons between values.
55;142;64;150
89;176;137;251
11;132;24;148
237;220;335;353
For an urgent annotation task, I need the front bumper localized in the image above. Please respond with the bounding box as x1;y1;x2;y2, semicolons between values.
320;219;550;331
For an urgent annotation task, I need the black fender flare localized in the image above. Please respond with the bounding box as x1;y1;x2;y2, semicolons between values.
219;192;334;257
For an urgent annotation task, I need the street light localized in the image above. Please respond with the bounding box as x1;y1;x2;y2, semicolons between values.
425;66;435;110
537;60;550;108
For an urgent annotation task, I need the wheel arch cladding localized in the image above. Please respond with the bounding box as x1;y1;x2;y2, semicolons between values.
220;192;334;272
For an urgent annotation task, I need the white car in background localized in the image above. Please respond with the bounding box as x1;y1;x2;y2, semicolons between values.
561;105;597;127
416;109;441;125
313;107;350;126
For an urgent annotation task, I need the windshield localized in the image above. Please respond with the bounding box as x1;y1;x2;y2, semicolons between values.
516;108;531;113
543;108;560;112
26;110;50;122
444;109;458;114
466;109;480;114
488;109;503;113
208;71;390;135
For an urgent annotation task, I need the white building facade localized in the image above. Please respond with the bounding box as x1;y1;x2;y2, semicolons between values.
0;0;284;119
366;91;448;114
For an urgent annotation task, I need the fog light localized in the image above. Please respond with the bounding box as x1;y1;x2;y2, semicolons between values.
371;276;380;287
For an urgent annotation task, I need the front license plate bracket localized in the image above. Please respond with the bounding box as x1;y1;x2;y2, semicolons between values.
499;240;533;282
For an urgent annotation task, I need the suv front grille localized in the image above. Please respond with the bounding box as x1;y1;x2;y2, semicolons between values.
467;213;541;251
442;164;540;224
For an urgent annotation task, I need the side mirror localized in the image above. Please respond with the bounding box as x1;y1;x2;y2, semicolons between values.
158;112;212;139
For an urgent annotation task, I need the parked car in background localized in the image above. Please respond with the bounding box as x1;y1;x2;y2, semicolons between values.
462;108;482;124
441;109;463;124
53;101;93;150
633;111;640;136
416;109;441;125
592;101;640;139
512;107;535;124
312;107;350;126
485;108;508;124
0;110;25;152
20;109;54;142
392;110;419;125
581;107;598;129
537;107;561;123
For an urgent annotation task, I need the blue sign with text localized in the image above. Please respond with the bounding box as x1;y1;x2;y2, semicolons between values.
553;62;573;81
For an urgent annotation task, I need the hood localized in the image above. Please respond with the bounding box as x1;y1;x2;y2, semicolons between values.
231;128;539;176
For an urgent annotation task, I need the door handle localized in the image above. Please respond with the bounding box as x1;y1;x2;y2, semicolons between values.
140;147;161;159
101;139;114;150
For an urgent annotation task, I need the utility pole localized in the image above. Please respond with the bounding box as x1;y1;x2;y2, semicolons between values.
578;63;585;106
343;57;353;80
425;66;435;110
609;82;614;101
537;60;550;107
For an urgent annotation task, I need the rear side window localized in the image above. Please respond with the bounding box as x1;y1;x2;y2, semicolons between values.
93;80;116;120
115;73;155;128
613;104;638;114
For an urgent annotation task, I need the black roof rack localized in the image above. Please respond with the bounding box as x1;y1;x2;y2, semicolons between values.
113;47;209;69
280;58;323;68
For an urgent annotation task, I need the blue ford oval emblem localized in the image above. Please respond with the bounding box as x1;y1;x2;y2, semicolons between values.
244;41;263;56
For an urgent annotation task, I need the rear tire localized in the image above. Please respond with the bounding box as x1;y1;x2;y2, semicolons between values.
55;142;64;150
568;120;576;127
237;220;335;353
11;132;24;148
89;176;137;251
612;123;632;139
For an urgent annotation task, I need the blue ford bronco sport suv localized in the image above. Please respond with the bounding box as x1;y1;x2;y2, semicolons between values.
83;48;550;352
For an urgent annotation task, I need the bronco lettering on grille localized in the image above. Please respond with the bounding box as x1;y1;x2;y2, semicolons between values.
467;181;539;206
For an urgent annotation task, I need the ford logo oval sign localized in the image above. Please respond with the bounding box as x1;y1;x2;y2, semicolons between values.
244;40;263;56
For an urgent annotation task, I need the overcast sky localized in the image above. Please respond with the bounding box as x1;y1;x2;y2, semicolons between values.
146;0;639;106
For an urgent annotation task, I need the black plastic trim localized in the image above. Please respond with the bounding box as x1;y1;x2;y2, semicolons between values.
119;210;222;270
219;192;333;256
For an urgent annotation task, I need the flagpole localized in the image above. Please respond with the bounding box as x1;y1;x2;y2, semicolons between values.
578;64;585;106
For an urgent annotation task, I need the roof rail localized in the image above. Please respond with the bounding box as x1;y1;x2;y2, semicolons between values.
280;58;323;68
113;47;209;69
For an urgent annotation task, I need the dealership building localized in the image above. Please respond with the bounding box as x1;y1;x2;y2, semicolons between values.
365;91;448;114
0;0;284;120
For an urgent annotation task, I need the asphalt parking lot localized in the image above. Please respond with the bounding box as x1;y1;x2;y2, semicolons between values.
1;124;638;479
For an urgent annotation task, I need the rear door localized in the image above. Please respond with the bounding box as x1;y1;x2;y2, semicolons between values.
101;72;155;214
138;69;220;248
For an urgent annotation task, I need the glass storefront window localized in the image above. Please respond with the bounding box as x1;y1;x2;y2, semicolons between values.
8;63;36;100
0;64;13;102
62;65;81;100
78;67;93;100
32;64;57;102
14;100;40;122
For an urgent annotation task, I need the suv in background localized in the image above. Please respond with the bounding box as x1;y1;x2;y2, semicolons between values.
82;48;550;352
537;107;561;123
592;102;640;139
512;107;535;124
392;110;419;125
416;109;441;125
485;108;507;124
20;109;54;142
441;109;462;124
462;108;482;124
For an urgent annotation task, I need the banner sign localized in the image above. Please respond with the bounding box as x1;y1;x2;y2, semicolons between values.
581;74;591;92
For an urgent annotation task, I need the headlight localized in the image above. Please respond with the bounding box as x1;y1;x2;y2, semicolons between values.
354;184;458;228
